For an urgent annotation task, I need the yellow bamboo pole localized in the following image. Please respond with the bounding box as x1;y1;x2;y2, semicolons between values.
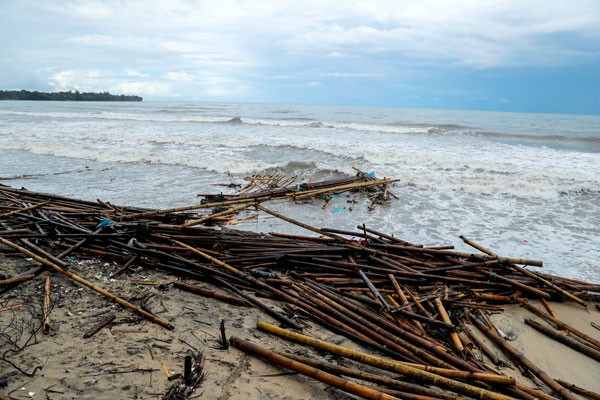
231;337;402;400
257;321;517;400
433;297;464;353
0;237;174;330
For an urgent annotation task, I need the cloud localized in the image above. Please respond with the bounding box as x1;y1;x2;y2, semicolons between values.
2;0;599;102
126;69;149;78
165;71;195;81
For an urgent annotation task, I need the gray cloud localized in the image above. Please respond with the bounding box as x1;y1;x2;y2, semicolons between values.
1;0;599;99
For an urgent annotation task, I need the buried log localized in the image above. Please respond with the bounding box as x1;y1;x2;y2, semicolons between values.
230;336;403;400
257;321;517;400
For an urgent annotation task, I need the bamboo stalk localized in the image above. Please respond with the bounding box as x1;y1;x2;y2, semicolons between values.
388;274;425;333
119;197;260;220
257;321;517;400
540;297;558;319
230;336;402;400
433;297;464;352
256;204;348;242
0;237;174;330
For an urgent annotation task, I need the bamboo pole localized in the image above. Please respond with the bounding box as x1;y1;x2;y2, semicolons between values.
119;197;260;221
256;204;349;242
508;263;586;307
388;274;425;333
172;239;372;333
0;237;174;330
257;321;517;400
374;244;543;267
433;297;464;353
279;352;462;400
299;282;443;365
0;274;36;286
230;336;402;400
555;379;600;400
0;201;48;219
183;203;255;227
173;281;249;306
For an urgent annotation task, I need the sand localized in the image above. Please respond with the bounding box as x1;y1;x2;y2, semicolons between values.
1;255;599;400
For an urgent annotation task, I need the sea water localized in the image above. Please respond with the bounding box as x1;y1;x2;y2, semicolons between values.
0;101;598;282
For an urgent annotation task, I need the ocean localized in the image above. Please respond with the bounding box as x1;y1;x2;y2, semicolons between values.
0;101;598;282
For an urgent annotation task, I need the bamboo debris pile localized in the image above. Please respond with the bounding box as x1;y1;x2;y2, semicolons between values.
197;168;398;214
1;185;599;400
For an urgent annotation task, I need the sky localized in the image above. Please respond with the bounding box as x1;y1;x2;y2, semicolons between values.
1;0;599;114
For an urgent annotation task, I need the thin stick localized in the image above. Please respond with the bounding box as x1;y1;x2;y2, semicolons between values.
43;276;51;333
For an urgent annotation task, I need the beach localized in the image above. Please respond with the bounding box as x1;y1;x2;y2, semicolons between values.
1;101;599;399
1;253;599;399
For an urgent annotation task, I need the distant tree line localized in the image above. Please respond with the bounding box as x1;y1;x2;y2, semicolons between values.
0;90;143;102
